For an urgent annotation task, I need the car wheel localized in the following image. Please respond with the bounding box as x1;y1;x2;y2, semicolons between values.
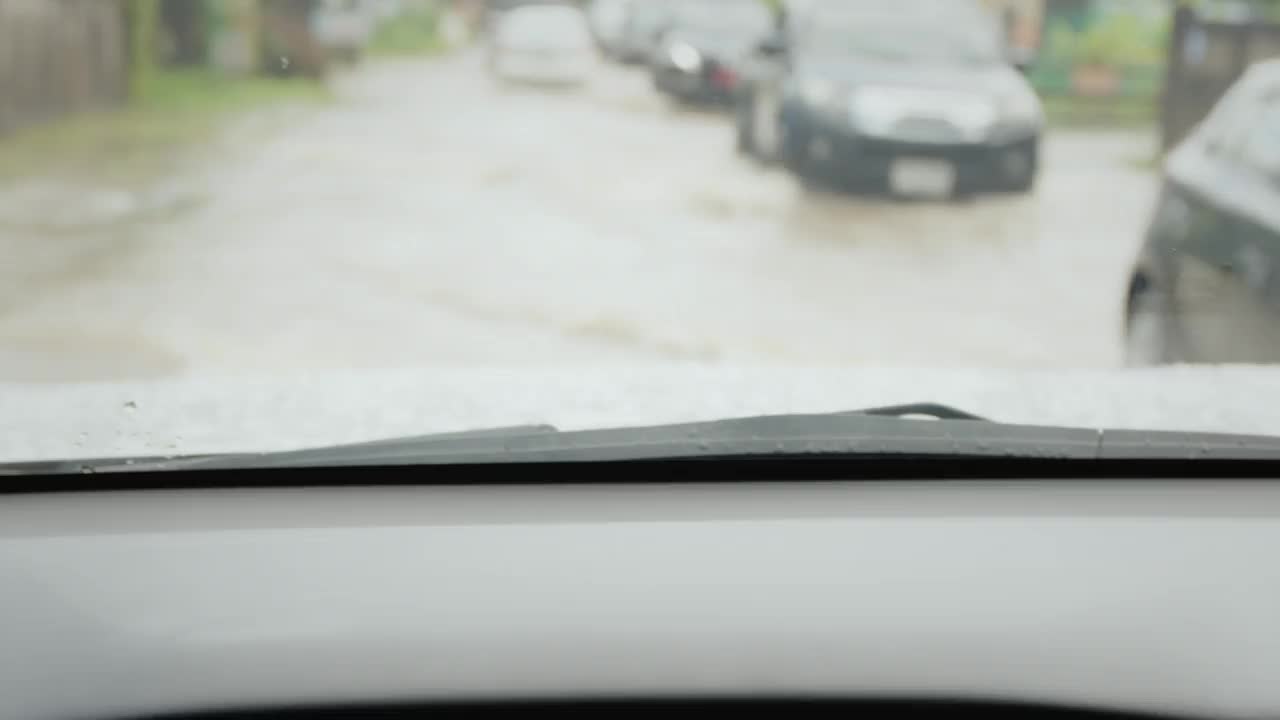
781;126;810;175
1124;276;1182;367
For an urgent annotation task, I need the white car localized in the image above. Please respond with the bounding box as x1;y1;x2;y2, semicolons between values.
588;0;633;56
312;0;376;63
489;4;599;85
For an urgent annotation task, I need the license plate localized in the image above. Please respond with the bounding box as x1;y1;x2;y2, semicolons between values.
889;158;956;198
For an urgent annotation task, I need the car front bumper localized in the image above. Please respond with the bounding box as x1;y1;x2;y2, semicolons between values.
493;51;593;84
781;106;1040;191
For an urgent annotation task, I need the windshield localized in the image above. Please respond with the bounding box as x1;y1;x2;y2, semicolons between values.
675;2;771;36
499;8;591;45
628;0;673;32
804;12;1003;64
6;0;1280;464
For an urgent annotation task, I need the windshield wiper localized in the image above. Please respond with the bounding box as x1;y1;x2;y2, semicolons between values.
7;403;1280;477
849;403;988;422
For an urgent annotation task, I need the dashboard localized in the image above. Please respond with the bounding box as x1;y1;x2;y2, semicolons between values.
4;479;1280;720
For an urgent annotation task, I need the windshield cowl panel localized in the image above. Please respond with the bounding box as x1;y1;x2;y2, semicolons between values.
7;368;1280;468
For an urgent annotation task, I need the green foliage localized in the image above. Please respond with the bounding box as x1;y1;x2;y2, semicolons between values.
133;69;328;110
1042;95;1156;128
128;0;161;100
1044;13;1167;67
0;70;328;183
369;5;444;56
1048;12;1168;68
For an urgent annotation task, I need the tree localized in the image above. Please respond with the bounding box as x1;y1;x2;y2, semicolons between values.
127;0;160;100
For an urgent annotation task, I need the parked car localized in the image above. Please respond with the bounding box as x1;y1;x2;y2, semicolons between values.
588;0;633;56
650;0;773;104
488;4;599;86
735;0;1043;197
484;0;566;34
312;0;376;64
1124;59;1280;365
613;0;676;64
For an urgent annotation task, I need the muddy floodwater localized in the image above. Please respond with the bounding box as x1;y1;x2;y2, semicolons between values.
0;50;1159;381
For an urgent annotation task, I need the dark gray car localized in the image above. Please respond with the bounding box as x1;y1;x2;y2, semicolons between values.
1125;59;1280;365
649;0;773;104
735;0;1042;196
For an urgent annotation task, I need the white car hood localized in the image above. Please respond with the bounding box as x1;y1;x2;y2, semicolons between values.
4;366;1280;463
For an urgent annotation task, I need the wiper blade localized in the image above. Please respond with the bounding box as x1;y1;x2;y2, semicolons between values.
846;403;988;422
8;404;1280;476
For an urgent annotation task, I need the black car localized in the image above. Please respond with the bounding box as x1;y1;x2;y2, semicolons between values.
1124;59;1280;365
650;0;773;104
735;0;1043;196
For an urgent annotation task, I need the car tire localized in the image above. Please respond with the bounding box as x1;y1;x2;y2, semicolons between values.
1124;276;1183;367
781;126;810;176
784;137;832;193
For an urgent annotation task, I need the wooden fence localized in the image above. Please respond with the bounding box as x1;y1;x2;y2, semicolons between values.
0;0;129;137
1162;5;1280;151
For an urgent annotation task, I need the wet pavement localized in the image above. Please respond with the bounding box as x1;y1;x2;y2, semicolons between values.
0;50;1160;382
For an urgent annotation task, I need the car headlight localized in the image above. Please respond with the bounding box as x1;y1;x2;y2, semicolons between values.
668;42;702;73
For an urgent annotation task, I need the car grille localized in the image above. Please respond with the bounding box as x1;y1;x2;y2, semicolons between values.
888;116;965;144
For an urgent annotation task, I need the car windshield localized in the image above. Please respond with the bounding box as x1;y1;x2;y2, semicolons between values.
805;13;1003;64
6;0;1280;465
675;2;771;35
499;8;589;44
628;1;672;31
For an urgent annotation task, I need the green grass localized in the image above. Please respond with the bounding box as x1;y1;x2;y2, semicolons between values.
368;8;446;56
1042;95;1158;129
0;69;330;184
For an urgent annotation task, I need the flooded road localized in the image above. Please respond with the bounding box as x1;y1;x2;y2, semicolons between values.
0;50;1159;381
